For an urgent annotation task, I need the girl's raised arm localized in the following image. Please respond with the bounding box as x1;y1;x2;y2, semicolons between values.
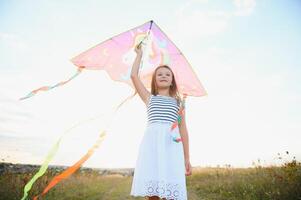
130;45;151;106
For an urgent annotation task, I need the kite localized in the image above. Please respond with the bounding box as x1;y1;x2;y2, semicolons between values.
19;20;207;199
20;20;207;99
70;20;207;97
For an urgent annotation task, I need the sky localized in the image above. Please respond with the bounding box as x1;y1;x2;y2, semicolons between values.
0;0;300;169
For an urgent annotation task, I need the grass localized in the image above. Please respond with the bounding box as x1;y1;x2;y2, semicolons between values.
1;153;300;200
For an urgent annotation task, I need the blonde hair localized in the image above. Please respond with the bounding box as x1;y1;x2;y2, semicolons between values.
150;65;183;106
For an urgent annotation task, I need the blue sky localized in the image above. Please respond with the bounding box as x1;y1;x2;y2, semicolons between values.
1;0;300;168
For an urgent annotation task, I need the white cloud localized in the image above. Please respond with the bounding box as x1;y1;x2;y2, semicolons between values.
173;0;256;41
233;0;257;16
0;32;28;51
0;32;17;41
176;11;230;38
174;2;230;39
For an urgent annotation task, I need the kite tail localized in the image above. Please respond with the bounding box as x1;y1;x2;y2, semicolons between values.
19;66;85;101
20;91;137;200
20;137;62;200
170;93;187;143
33;131;107;200
20;113;107;200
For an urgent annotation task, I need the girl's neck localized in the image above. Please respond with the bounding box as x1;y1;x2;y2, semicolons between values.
157;90;171;97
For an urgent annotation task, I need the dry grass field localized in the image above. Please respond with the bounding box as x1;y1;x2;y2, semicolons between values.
1;156;300;200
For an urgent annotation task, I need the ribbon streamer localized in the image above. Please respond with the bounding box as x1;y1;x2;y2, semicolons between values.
20;137;61;200
33;131;106;200
20;112;108;200
19;66;85;101
20;92;137;200
170;93;187;143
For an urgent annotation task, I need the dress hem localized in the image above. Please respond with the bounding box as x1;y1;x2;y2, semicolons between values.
130;193;185;200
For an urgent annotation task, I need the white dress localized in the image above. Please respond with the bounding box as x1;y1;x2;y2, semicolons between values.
130;94;187;200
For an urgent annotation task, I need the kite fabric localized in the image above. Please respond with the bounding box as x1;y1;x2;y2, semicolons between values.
70;20;207;97
19;20;207;199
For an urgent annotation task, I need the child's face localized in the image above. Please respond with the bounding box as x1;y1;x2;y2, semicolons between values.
155;67;173;88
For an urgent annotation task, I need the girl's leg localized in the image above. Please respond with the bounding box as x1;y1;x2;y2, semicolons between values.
147;196;173;200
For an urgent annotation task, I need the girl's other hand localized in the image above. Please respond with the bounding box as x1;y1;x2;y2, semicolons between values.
185;159;192;176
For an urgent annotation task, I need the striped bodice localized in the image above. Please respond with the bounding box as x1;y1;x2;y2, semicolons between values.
147;94;180;124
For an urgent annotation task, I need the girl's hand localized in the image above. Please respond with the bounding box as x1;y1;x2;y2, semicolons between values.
135;43;143;55
185;159;192;176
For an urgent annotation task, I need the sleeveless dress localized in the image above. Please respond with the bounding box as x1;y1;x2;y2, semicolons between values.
130;94;188;200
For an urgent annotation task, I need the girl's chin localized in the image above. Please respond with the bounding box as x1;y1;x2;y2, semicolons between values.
157;85;171;89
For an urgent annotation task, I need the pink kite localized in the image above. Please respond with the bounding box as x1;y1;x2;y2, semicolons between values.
71;20;207;97
20;20;207;100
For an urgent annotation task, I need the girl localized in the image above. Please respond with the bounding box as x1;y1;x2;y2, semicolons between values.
130;44;192;200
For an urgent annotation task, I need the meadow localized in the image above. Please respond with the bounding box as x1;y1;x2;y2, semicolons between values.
1;153;300;200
